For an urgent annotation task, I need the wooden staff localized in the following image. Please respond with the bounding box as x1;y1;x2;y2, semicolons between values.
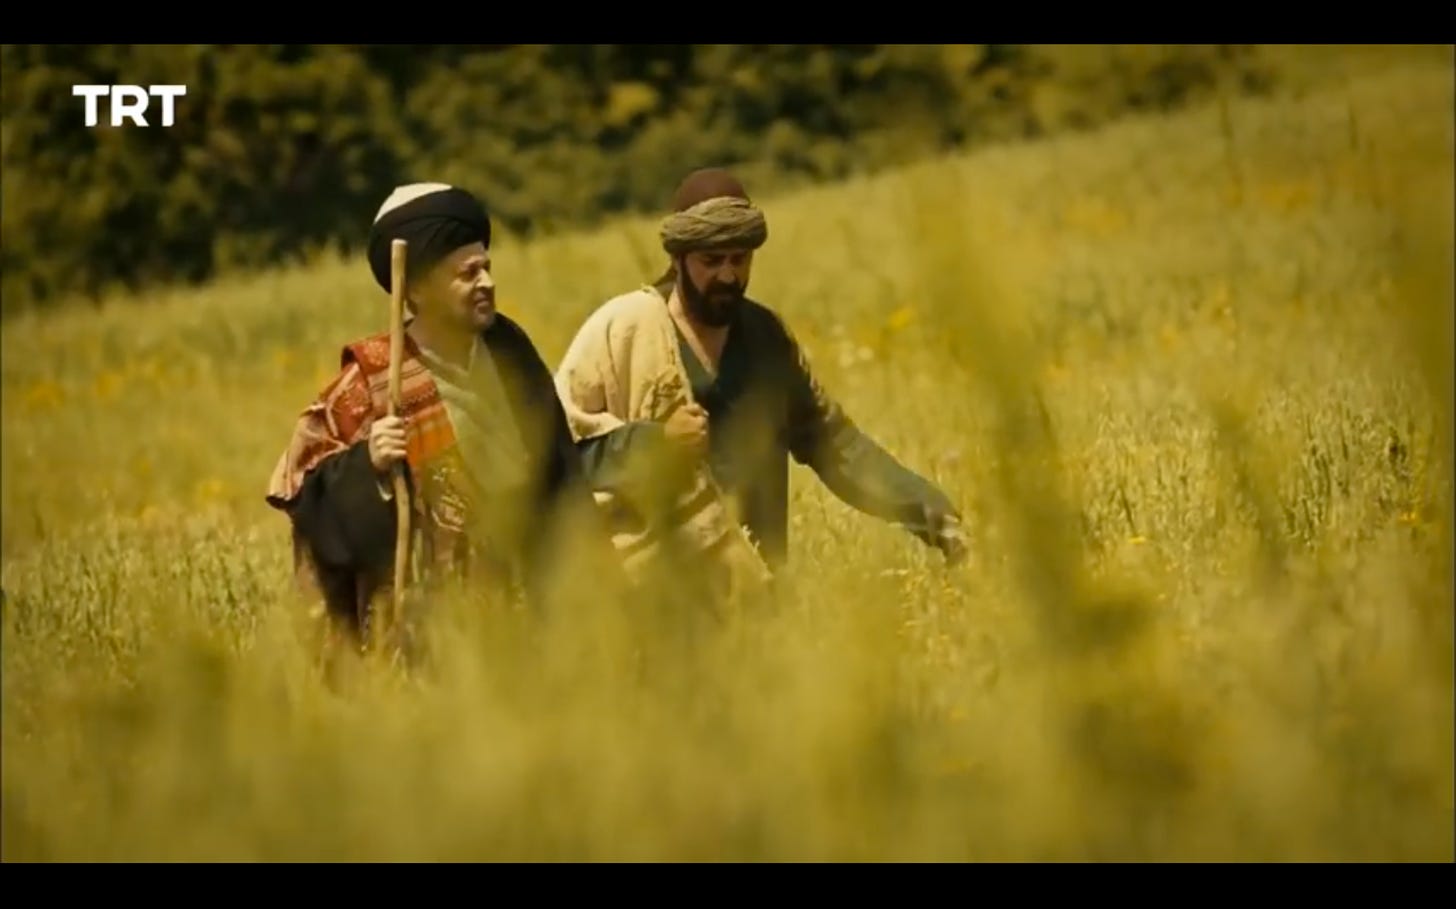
387;238;410;649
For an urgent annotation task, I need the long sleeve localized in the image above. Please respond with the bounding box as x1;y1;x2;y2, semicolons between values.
578;421;669;492
288;440;401;573
484;313;632;593
266;361;402;581
781;326;963;553
551;298;701;515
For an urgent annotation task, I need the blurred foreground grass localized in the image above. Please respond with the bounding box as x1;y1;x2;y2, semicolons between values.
2;54;1452;861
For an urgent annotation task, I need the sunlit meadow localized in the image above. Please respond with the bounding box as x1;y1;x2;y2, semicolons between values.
2;55;1452;861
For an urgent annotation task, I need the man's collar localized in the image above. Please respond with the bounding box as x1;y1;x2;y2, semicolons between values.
406;319;483;377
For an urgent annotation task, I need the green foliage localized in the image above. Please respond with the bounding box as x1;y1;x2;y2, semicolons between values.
2;44;408;311
3;43;1287;314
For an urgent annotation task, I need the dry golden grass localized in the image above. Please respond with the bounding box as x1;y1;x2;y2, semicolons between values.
2;51;1452;861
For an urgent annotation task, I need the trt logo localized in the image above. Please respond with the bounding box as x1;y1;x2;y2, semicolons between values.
72;84;186;127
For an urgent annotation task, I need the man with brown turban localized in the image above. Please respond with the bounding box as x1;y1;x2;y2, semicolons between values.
555;168;967;591
266;182;612;653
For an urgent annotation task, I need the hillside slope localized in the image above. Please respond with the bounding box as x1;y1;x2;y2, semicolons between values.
1;57;1451;862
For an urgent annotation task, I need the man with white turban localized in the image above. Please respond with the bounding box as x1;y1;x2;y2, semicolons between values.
267;182;612;650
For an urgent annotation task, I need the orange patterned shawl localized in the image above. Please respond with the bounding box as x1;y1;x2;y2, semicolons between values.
266;329;482;626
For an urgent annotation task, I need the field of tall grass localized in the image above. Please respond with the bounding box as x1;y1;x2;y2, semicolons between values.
3;52;1452;861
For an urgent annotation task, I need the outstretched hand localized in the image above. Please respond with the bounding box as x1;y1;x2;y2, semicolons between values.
931;509;970;568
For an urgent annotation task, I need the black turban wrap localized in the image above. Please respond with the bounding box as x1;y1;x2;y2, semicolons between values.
367;183;491;293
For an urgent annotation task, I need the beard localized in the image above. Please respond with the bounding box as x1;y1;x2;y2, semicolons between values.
681;273;744;327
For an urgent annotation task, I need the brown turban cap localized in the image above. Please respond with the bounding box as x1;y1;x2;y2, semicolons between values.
659;167;768;256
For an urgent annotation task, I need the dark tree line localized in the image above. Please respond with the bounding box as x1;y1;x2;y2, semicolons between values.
0;44;1274;313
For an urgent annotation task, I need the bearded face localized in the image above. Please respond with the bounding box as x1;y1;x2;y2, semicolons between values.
678;249;753;327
